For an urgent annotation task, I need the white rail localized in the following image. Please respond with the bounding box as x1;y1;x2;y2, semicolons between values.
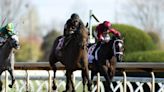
1;62;164;92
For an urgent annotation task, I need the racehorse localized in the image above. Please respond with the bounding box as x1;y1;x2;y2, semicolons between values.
86;35;124;92
0;35;20;91
49;24;92;92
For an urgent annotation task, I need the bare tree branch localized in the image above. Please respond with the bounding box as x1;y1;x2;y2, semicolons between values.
0;0;27;25
124;0;164;33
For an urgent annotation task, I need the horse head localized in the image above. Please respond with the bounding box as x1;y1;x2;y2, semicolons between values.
113;37;124;62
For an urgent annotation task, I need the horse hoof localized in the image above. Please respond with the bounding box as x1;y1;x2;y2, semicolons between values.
9;84;13;88
87;83;92;91
52;85;57;90
72;90;76;92
0;87;2;91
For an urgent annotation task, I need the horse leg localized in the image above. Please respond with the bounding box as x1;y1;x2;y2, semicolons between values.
108;56;116;80
90;67;99;91
82;53;92;92
8;68;15;88
49;55;58;91
83;65;92;92
70;71;75;92
82;69;87;92
0;71;3;91
52;66;57;90
64;70;75;92
100;65;113;92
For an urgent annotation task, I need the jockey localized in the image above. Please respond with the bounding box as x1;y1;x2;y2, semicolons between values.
62;13;85;49
96;21;121;42
63;13;84;37
0;23;16;46
89;21;121;62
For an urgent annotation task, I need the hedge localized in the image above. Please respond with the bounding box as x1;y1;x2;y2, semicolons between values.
124;50;164;62
112;24;156;53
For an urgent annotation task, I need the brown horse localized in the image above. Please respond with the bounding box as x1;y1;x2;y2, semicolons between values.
49;24;92;92
85;36;124;92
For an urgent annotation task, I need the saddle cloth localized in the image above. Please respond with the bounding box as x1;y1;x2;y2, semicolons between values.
88;43;101;63
55;37;65;58
56;37;64;50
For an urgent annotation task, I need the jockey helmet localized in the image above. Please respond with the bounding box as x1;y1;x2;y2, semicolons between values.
103;21;112;29
70;13;80;29
71;13;80;20
6;23;14;32
6;23;15;35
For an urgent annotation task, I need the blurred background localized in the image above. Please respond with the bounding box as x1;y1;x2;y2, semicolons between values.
1;0;164;62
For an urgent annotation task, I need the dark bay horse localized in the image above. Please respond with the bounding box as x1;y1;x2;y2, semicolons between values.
49;25;92;92
86;36;124;92
0;35;20;91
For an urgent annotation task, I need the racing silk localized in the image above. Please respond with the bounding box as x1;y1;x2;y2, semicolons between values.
96;23;120;41
0;26;15;38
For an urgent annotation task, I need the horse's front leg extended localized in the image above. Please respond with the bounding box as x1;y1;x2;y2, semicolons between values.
8;69;15;88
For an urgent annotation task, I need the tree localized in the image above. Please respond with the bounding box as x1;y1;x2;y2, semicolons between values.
15;37;43;62
41;30;62;61
123;0;164;36
0;0;27;26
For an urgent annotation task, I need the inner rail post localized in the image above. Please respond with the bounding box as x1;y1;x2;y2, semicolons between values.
48;70;51;92
26;70;29;92
151;71;155;92
5;70;8;92
123;71;127;92
96;73;100;92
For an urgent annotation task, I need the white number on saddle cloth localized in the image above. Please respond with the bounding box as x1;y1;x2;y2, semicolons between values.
88;44;97;63
56;37;64;50
88;44;96;55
